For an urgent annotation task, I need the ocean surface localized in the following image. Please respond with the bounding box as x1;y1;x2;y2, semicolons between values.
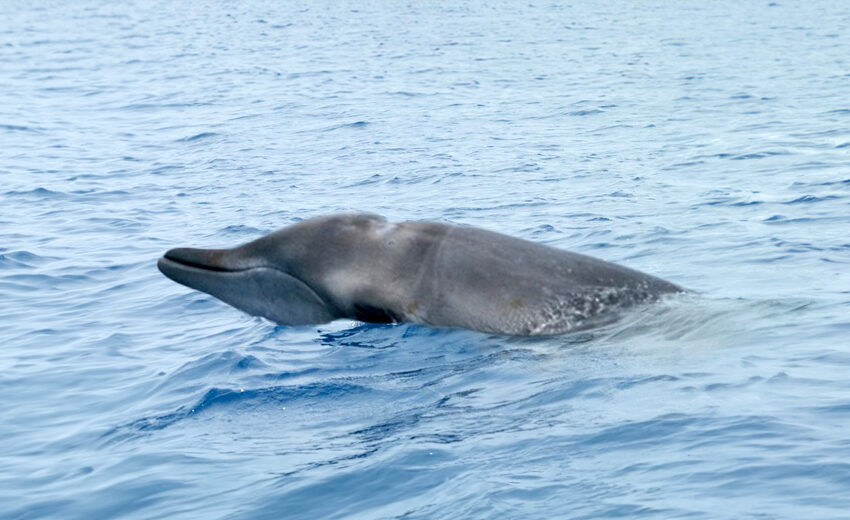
2;1;849;518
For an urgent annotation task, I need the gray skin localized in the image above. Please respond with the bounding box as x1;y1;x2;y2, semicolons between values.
157;213;683;336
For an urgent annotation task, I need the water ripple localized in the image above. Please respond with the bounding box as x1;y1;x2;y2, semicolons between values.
3;1;850;518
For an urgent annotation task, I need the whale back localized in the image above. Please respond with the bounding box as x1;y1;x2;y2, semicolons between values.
409;224;681;335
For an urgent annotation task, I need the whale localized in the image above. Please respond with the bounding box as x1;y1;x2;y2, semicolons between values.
157;213;683;336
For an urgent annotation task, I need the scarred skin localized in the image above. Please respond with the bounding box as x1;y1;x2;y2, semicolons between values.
158;213;683;336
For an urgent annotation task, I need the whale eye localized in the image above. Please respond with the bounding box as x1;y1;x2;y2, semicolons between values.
387;240;396;247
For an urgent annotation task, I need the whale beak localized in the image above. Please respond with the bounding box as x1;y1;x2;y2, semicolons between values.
157;245;338;325
157;245;260;302
157;246;259;288
159;247;238;273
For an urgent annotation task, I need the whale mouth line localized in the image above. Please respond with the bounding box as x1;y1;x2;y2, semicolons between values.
161;253;242;273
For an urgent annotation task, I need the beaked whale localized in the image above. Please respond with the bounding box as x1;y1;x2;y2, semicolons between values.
157;213;683;336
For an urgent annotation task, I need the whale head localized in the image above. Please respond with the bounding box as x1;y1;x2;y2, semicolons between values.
157;213;396;325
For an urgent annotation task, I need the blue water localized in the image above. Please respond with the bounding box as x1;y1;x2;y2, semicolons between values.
2;1;850;518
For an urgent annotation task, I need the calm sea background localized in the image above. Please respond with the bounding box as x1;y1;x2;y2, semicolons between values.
2;1;850;518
